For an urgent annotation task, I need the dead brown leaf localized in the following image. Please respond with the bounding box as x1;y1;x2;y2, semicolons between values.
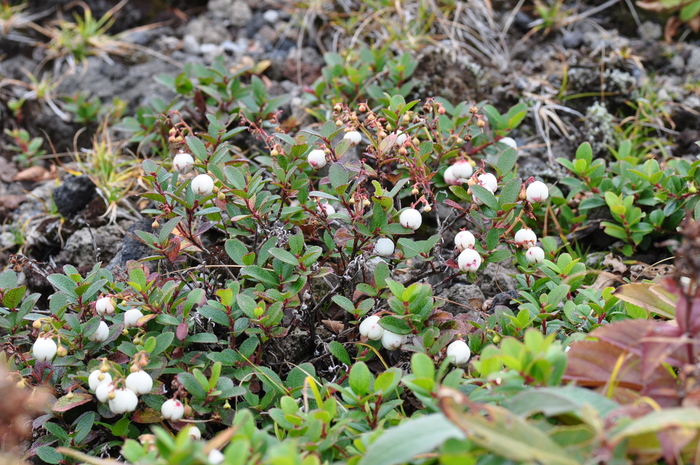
12;165;53;182
321;319;344;334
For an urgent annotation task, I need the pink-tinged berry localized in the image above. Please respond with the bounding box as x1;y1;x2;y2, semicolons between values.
458;248;482;273
526;246;545;264
186;426;201;440
381;330;405;351
88;321;110;342
499;137;517;149
454;230;476;251
452;160;473;179
477;173;498;193
307;149;327;169
161;399;185;421
399;208;422;230
318;202;335;216
513;228;537;248
359;315;384;341
526;181;549;202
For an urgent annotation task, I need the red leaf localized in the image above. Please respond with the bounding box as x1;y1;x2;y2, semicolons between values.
176;322;188;341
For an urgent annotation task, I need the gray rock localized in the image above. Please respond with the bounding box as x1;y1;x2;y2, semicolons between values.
54;224;124;269
638;21;662;41
561;30;583;49
688;48;700;78
439;284;485;315
479;262;518;299
263;9;280;23
229;0;253;28
185;17;231;45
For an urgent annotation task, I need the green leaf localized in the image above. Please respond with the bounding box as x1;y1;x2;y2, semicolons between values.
496;147;518;174
178;372;208;400
329;163;350;189
2;285;26;309
470;184;499;210
329;341;351;365
379;316;412;335
349;361;372;396
332;295;355;313
358;413;464;465
36;446;63;464
47;274;77;296
187;136;208;161
269;248;300;267
153;332;175;356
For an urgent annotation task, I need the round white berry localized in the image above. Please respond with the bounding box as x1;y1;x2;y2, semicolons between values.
318;202;335;216
125;370;153;395
88;321;110;342
32;337;57;362
95;381;114;403
458;248;482;273
123;308;144;328
526;181;549;203
88;370;112;392
108;388;139;414
513;228;537;248
307;149;327;169
499;137;517;149
444;166;465;186
382;329;405;351
173;152;195;173
526;246;545;264
454;231;476;252
95;297;115;316
452;160;473;180
399;208;422;230
477;173;498;193
191;174;215;196
186;426;201;440
161;399;185;421
446;340;471;365
208;450;225;464
394;132;408;146
343;131;362;145
359;315;384;341
374;238;395;257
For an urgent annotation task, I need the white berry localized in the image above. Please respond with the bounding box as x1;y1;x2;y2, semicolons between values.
95;381;114;403
359;315;384;341
88;321;110;342
108;388;139;414
343;131;362;145
446;340;471;365
399;208;422;230
477;173;498;193
307;149;327;169
123;308;144;328
526;181;549;203
499;137;517;149
443;166;466;186
513;228;537;248
186;426;201;440
452;160;473;179
125;370;153;395
526;246;545;264
318;202;335;216
393;132;408;146
95;297;115;316
191;174;215;196
88;370;112;392
173;152;195;173
374;238;395;257
161;399;185;421
32;337;57;362
458;248;482;273
454;231;476;251
208;449;225;464
382;330;405;351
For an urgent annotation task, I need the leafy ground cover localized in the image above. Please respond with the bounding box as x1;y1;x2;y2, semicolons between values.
2;0;700;464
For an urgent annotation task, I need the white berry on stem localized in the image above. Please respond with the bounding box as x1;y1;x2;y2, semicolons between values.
161;399;185;421
526;181;549;203
88;370;112;392
191;174;215;196
526;246;546;264
382;329;405;351
88;321;110;342
108;388;139;414
452;160;473;179
33;336;57;362
307;149;327;169
458;248;482;273
123;308;144;328
454;230;476;251
374;238;395;257
343;131;362;145
399;208;422;230
513;228;537;248
359;315;384;341
446;340;471;365
173;152;195;173
125;370;153;395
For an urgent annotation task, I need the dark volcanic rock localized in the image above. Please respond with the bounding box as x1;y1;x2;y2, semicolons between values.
52;175;97;217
